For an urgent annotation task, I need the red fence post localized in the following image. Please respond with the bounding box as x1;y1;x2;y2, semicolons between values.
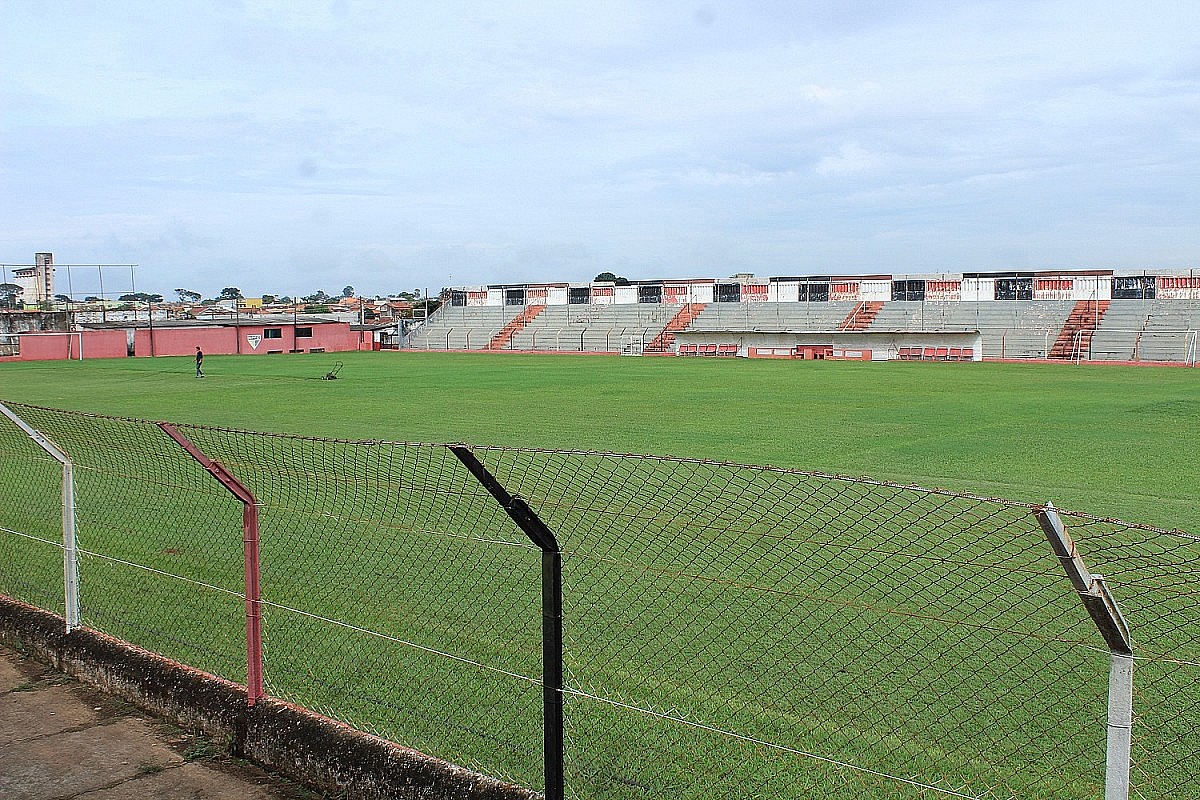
158;422;265;705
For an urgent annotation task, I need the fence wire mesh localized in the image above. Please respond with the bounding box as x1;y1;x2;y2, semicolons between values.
0;402;1196;799
0;409;64;615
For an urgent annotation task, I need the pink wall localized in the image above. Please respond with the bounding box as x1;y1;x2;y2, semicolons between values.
15;330;128;361
133;321;360;357
134;327;235;357
2;323;363;362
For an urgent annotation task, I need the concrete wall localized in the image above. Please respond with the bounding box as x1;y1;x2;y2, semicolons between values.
12;330;128;361
0;311;69;334
675;329;983;361
133;322;361;357
0;597;536;800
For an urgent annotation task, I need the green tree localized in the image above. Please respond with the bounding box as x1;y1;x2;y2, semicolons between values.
0;283;22;309
175;288;202;303
342;285;355;298
219;287;243;301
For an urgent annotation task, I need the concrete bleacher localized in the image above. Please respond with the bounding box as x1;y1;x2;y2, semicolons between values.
508;303;678;352
1089;300;1150;361
1139;300;1200;362
870;300;1075;359
410;302;680;352
1089;299;1200;362
689;301;858;331
408;297;1198;363
406;305;522;350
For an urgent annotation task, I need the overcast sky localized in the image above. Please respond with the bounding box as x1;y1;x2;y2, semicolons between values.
2;1;1198;299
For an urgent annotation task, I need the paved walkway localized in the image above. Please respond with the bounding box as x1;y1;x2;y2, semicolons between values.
0;645;321;799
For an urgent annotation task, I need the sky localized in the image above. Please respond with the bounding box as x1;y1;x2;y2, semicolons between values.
2;1;1198;300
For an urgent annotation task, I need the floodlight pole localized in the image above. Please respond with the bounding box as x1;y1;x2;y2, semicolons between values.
159;422;265;705
450;445;564;800
1037;503;1133;800
0;403;80;631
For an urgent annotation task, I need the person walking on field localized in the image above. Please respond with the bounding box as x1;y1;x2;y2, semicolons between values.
195;346;204;378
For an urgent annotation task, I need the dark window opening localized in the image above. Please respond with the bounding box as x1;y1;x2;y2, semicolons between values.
1111;276;1156;300
798;282;830;302
638;285;662;303
295;327;313;338
264;328;282;339
568;287;590;304
892;280;926;301
995;278;1033;300
715;283;741;303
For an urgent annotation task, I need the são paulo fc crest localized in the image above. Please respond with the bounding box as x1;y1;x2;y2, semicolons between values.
246;334;262;349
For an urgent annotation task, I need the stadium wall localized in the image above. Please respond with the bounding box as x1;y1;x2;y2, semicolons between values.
132;321;360;357
453;270;1190;307
1;321;365;362
7;330;127;361
674;330;983;360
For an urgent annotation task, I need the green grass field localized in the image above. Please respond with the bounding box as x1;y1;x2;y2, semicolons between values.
0;351;1195;532
1;352;1197;799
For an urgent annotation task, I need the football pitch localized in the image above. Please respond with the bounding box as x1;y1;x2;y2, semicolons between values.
2;351;1198;799
0;350;1195;532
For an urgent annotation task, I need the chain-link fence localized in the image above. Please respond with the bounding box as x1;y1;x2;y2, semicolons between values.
0;401;1196;799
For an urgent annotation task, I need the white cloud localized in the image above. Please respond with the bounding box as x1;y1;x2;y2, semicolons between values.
815;143;889;176
2;1;1199;295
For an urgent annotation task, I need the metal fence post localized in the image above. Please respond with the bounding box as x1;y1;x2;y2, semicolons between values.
159;422;265;706
0;403;80;631
1037;502;1133;800
450;445;564;800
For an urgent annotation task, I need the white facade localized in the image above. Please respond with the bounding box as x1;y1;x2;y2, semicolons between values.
450;270;1197;308
11;253;54;304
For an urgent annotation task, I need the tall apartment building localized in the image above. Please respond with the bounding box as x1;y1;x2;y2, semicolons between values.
10;252;54;304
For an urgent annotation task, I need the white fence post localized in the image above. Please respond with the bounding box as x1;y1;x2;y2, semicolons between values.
1037;502;1133;800
0;403;80;631
1106;651;1134;799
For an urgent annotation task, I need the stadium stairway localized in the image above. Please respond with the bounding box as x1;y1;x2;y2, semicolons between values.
838;301;884;331
1049;300;1110;359
486;304;546;350
645;303;707;353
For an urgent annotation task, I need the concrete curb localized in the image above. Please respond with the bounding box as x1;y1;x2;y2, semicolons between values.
0;596;538;800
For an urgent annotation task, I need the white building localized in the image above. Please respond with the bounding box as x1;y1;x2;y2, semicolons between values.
10;252;55;305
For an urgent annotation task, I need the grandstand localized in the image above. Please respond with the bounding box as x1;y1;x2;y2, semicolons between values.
407;271;1200;364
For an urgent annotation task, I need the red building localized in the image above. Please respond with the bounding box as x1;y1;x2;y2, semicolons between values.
124;316;368;357
1;316;377;362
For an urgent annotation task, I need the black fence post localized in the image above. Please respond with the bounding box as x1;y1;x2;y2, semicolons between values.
450;445;565;800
